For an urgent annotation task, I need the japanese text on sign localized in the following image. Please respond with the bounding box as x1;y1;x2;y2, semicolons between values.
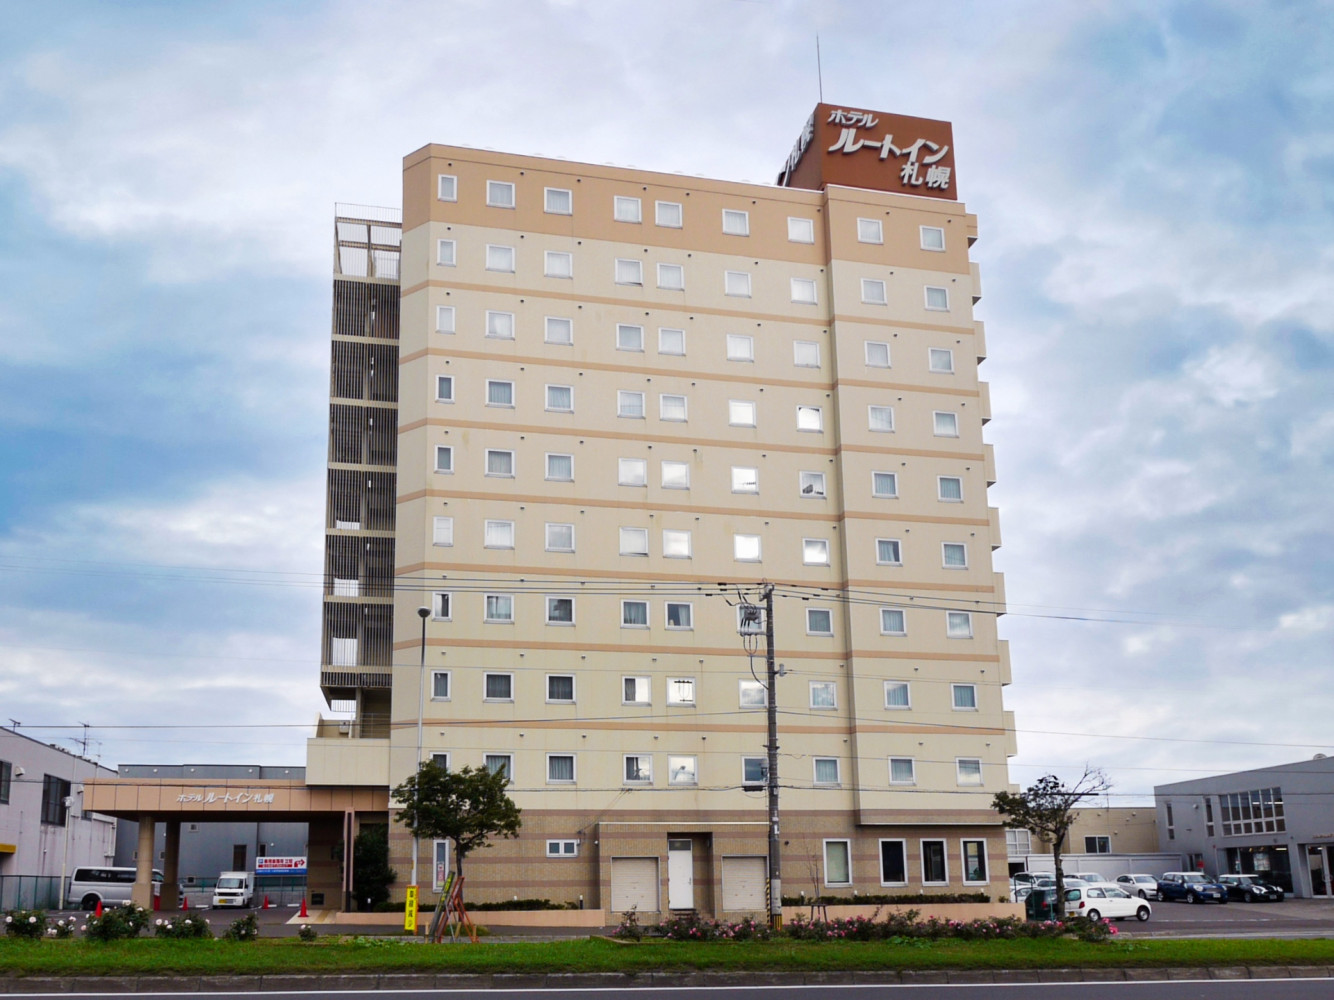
175;789;277;805
826;109;952;190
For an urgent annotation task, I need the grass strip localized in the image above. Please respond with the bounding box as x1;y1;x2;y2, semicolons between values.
2;936;1334;978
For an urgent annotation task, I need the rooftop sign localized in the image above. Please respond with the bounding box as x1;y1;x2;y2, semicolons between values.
777;103;958;200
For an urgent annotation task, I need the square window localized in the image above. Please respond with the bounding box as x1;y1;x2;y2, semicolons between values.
659;394;687;421
880;840;908;885
929;348;955;373
619;527;649;556
545;187;572;214
544;250;573;279
432;516;454;546
799;471;826;498
485;449;514;477
726;334;755;361
790;277;818;304
952;683;978;710
732;466;759;493
436;305;455;334
661;460;689;489
880;608;906;635
430;752;450;771
436;239;456;266
437;174;457;201
484;596;514;624
486;379;514;407
618;391;646;419
861;278;887;305
890;757;916;784
868;405;895;432
857;218;883;244
814;757;840;784
613;196;642;223
865;341;891;367
624;755;653;784
618;457;647;486
547;754;575;783
668;755;697;784
615;258;643;285
824;840;851;886
793;340;821;367
545;452;573;481
658;327;685;355
616;323;644;351
484;519;515;548
925;285;950;310
657;263;685;290
803;538;830;565
722;209;750;236
788;216;815;243
547;674;575;702
725;270;752;297
933;411;959;437
434;445;453;473
485;245;516;273
796;405;823;432
943;542;968;568
486;310;515;339
921;226;946;251
734;534;761;561
922;840;948;884
742;756;767;787
739;679;767;707
807;609;833;636
729;399;757;426
486;180;515;209
484;671;513;698
623;676;650;703
872;472;898;498
485;754;513;780
546;596;574;625
655;200;682;227
545;522;574;552
431;670;451;700
431;592;451;621
621;601;649;628
957;759;984;786
665;602;693;629
885;681;911;709
662;528;692;558
546;384;573;412
545;316;573;345
876;538;902;565
435;375;454;402
947;612;974;639
938;476;963;501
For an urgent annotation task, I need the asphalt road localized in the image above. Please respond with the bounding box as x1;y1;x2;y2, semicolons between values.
1112;897;1334;938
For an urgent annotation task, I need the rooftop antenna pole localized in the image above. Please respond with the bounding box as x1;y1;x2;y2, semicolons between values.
816;35;824;102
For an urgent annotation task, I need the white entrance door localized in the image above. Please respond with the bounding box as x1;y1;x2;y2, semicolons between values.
668;839;694;910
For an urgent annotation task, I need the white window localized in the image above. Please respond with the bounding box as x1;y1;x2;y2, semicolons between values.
668;755;697;784
545;187;572;214
793;340;821;367
661;460;689;489
799;471;826;498
623;676;651;703
655;200;682;227
658;327;685;355
431;670;451;700
722;209;750;236
484;449;514;478
734;534;761;562
662;528;692;558
547;755;575;784
618;457;647;486
618;390;646;418
952;683;978;710
857;218;883;244
742;756;767;787
546;384;573;413
624;755;653;784
724;270;752;297
731;466;759;493
613;196;642;223
616;323;644;352
885;681;911;709
437;174;457;202
546;675;575;703
943;542;968;568
436;239;456;266
861;278;888;305
435;375;454;402
872;472;898;498
880;841;909;886
486;379;514;407
739;679;767;708
665;678;696;707
657;263;685;290
796;405;823;432
486;310;515;339
788;216;815;243
545;522;574;552
876;538;902;565
963;841;989;884
947;612;974;639
824;840;852;886
729;399;757;426
615;258;643;285
544;250;573;279
726;334;755;361
431;752;450;771
925;285;950;310
659;394;687;421
484;598;513;626
803;538;830;565
485;244;516;273
546;596;574;625
929;348;955;373
665;603;693;630
814;758;840;785
619;526;649;556
807;609;834;637
890;757;916;784
545;452;573;481
920;225;946;251
922;840;949;884
790;277;818;304
434;445;453;473
865;340;891;367
484;519;515;548
880;608;906;636
545;316;573;345
621;601;649;628
933;411;959;437
485;754;513;781
432;516;454;546
868;405;895;432
431;592;451;621
486;180;515;209
938;476;963;502
957;758;984;786
436;305;455;334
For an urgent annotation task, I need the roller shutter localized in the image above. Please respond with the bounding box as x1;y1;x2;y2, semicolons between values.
610;857;659;913
721;855;767;912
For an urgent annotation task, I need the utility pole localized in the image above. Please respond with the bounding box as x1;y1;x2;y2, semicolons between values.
411;606;430;890
762;583;782;930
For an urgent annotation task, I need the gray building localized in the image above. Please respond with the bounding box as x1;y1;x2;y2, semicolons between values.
1154;756;1334;898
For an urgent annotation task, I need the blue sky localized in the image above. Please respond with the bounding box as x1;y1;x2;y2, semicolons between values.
0;0;1330;803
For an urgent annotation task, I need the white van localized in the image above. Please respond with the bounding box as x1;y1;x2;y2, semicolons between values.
67;867;164;910
211;871;254;908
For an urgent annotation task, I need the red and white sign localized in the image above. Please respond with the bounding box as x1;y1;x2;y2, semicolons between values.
255;856;307;875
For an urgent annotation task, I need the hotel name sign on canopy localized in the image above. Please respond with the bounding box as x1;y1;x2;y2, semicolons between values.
778;104;958;200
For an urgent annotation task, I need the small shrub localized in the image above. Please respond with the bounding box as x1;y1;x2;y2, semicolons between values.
46;916;77;939
85;903;149;942
612;907;643;941
3;910;47;940
153;915;213;940
468;898;579;911
783;891;991;905
297;924;318;942
1069;915;1117;942
225;912;259;942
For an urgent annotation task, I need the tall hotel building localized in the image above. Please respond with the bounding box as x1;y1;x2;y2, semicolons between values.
310;105;1015;915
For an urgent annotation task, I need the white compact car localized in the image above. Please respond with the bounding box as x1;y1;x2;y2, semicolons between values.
1116;873;1162;900
1065;884;1152;922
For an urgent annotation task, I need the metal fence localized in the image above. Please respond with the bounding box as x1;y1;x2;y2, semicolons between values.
0;875;64;910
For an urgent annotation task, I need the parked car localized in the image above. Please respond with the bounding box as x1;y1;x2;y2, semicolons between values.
1064;884;1152;922
1115;873;1162;900
66;867;165;910
1068;871;1111;885
210;871;254;908
1218;874;1285;903
1157;871;1228;904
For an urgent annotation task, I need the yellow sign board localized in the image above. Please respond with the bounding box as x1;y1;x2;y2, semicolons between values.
404;885;419;932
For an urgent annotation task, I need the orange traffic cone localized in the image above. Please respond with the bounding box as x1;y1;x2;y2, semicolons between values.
181;893;189;911
153;893;161;911
94;900;103;918
262;895;270;910
299;896;308;918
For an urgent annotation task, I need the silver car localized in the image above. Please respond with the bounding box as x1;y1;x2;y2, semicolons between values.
1115;873;1161;900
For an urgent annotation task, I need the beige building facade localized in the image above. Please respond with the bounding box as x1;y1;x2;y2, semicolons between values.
309;105;1017;917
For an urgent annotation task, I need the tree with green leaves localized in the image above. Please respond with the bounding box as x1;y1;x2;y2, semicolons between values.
352;824;396;911
992;766;1111;909
392;761;522;892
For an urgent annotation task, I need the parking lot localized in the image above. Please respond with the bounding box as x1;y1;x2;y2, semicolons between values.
1118;897;1334;938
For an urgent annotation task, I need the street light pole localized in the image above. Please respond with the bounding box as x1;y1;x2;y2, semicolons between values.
762;583;782;931
411;605;430;890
